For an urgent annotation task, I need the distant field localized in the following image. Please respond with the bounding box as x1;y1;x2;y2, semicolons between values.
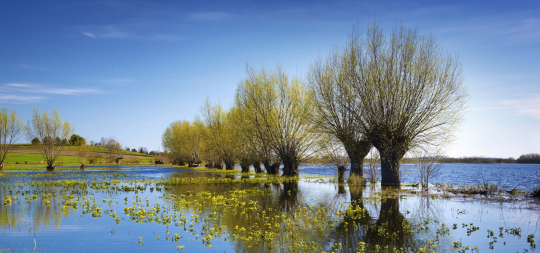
4;144;155;166
5;152;80;164
11;144;153;157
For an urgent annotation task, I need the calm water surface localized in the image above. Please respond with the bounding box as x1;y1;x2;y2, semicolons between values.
301;163;540;191
0;164;539;252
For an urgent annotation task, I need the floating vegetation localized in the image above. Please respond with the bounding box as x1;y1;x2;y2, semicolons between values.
0;168;539;252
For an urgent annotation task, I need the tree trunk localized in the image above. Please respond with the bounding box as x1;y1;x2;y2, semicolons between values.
240;159;251;173
349;154;364;177
263;161;281;175
0;162;3;172
253;162;263;173
337;165;347;182
46;165;55;171
379;150;404;186
281;158;298;176
188;161;194;167
225;162;234;170
80;164;85;170
343;137;372;177
240;165;250;173
282;158;290;176
213;163;223;169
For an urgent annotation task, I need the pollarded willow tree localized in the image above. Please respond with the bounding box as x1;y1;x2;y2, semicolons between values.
309;38;372;179
162;121;185;165
235;68;280;174
0;107;25;171
162;120;203;167
352;23;467;185
236;66;318;176
201;99;237;170
26;108;74;171
228;106;260;173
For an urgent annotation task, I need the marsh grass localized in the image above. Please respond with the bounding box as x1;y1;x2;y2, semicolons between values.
347;173;366;185
530;170;540;198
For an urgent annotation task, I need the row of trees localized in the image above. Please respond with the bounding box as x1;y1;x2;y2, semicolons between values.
30;134;85;146
0;107;132;171
517;153;540;164
163;67;316;176
163;23;468;185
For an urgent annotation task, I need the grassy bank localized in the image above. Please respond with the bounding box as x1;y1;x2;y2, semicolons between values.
11;144;153;157
3;144;155;167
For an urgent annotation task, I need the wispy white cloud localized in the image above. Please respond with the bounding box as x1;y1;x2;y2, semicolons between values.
0;94;44;104
42;88;98;95
437;12;540;44
80;25;176;40
2;83;100;98
81;32;96;38
100;30;131;39
501;95;540;119
6;83;34;88
101;78;135;85
187;12;235;22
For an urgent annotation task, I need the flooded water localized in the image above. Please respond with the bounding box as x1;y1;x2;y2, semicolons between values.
301;163;540;191
0;164;539;252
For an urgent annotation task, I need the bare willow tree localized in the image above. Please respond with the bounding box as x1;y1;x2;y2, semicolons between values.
236;65;318;176
365;148;381;184
413;148;443;191
318;134;350;182
309;41;372;178
76;144;89;170
27;108;74;171
0;107;25;171
351;23;467;185
104;137;121;163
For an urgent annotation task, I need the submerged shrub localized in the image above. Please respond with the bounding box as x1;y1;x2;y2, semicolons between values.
347;173;365;185
532;188;540;198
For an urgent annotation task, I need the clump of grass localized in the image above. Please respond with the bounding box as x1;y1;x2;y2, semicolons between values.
531;188;540;198
531;170;540;198
347;173;366;185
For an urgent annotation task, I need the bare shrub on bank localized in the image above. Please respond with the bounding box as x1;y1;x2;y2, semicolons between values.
366;148;381;185
413;149;443;191
318;134;350;182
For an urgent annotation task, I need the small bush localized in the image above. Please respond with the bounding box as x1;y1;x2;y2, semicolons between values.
532;188;540;198
347;173;366;185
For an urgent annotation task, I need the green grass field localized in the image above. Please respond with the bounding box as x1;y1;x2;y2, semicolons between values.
4;153;154;166
11;144;154;157
3;144;155;167
5;152;79;164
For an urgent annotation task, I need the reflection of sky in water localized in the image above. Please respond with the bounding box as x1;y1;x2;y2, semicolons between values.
0;165;539;252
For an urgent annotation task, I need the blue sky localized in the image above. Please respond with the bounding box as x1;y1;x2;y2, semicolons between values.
1;0;539;158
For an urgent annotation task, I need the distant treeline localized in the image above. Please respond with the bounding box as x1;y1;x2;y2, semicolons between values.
304;154;540;164
419;154;540;164
516;153;540;164
438;157;517;164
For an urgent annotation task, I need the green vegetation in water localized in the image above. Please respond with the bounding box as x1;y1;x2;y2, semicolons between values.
0;170;538;252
